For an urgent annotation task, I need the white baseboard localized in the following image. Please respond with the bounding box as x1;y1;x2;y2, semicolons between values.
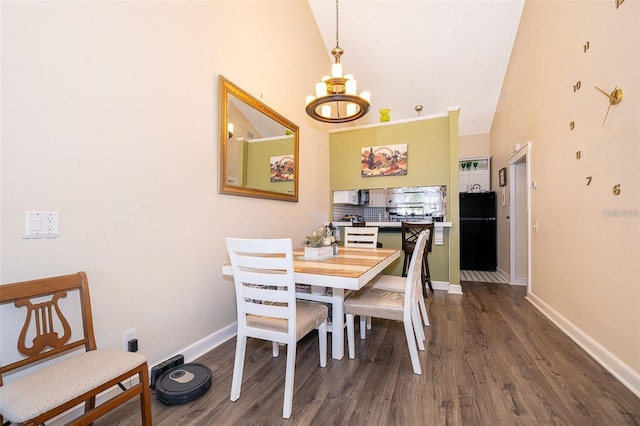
495;266;526;286
431;280;449;291
447;284;464;294
150;322;237;367
430;280;463;294
430;279;463;294
526;292;640;399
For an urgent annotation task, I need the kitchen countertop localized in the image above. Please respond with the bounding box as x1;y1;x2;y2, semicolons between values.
328;221;452;228
327;221;451;245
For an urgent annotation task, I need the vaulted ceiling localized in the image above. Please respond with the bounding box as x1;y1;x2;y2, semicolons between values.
308;0;525;135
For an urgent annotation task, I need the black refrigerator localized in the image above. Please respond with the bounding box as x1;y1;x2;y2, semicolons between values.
459;192;497;271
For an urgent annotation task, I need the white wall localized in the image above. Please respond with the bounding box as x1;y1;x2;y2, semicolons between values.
491;0;640;390
1;1;333;368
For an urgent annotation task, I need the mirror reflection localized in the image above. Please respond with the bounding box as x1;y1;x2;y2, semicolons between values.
218;75;299;202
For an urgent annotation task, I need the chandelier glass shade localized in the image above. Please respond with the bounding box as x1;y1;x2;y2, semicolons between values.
305;1;370;123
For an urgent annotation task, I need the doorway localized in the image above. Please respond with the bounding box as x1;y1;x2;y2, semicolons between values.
508;143;531;290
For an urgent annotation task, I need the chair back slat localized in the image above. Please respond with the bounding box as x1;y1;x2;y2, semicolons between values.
15;291;73;356
242;285;290;304
0;272;96;378
244;302;290;319
343;227;379;248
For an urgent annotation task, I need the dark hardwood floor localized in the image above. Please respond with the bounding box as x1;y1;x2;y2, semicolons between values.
96;282;640;425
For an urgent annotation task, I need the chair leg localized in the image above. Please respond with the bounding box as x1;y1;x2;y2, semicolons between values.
230;335;247;401
425;254;433;292
139;364;153;425
418;296;430;327
403;318;422;375
282;342;296;419
411;306;425;350
318;320;327;368
401;252;410;277
421;256;428;298
346;313;356;359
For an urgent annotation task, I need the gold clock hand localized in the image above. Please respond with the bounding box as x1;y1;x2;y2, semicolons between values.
594;86;623;105
602;103;612;127
594;86;617;104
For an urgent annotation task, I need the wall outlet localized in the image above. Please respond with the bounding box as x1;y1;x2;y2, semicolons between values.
122;328;137;351
23;210;59;239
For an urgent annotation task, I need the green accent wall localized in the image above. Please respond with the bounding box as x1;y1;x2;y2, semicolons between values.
329;117;450;190
245;136;295;194
329;111;460;286
447;110;460;286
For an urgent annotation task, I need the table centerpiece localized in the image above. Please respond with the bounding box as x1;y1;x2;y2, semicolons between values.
303;225;337;260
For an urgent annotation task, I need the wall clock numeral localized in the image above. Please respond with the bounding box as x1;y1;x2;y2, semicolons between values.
573;81;582;92
586;176;592;185
583;41;590;53
576;151;581;159
570;121;575;130
613;184;621;195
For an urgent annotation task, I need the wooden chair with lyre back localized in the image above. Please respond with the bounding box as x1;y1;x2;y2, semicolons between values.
0;272;152;426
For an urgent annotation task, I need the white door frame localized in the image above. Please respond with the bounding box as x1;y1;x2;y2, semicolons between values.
508;142;532;292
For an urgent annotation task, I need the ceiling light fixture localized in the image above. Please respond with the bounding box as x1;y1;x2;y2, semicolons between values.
305;0;370;123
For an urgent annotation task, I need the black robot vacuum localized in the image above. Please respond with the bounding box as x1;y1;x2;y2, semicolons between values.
155;363;212;405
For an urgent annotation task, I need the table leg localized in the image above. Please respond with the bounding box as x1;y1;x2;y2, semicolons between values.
331;288;345;360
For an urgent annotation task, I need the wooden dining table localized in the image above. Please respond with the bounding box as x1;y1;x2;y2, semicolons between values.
222;246;400;360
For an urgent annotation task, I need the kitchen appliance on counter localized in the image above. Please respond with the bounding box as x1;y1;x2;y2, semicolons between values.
459;192;497;271
340;215;364;223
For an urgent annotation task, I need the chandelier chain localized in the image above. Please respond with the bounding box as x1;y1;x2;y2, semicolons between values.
335;0;340;48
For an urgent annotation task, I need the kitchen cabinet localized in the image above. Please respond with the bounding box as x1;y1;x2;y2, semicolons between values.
459;157;490;192
368;188;391;207
333;190;359;205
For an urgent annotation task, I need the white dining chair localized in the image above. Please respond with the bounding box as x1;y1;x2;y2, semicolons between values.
369;228;431;330
344;226;380;331
226;237;328;419
344;231;428;375
357;229;431;343
343;226;379;248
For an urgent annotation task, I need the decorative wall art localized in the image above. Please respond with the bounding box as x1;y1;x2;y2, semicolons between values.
270;155;295;182
361;144;408;177
499;167;507;187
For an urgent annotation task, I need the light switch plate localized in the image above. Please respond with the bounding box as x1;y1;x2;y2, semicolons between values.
24;211;59;239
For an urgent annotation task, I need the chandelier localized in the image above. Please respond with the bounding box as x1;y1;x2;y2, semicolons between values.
305;0;370;123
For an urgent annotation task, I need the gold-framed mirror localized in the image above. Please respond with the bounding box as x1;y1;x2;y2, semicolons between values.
218;75;299;202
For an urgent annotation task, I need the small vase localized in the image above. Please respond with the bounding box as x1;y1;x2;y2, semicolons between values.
379;108;391;122
304;245;333;259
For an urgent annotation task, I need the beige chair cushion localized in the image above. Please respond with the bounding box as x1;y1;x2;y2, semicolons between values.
0;350;146;423
247;301;328;341
344;288;404;321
